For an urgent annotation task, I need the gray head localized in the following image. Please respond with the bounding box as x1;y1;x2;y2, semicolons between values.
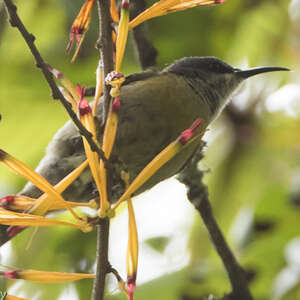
166;56;289;115
166;56;289;80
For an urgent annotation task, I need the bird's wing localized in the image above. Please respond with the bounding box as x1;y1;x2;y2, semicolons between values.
123;70;159;86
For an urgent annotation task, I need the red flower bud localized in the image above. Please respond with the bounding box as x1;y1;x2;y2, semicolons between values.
0;196;15;209
177;118;203;145
7;226;26;238
112;97;121;113
2;270;20;279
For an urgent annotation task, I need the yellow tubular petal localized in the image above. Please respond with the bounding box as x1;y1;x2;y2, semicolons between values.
18;270;94;282
82;147;102;208
118;280;129;298
115;8;129;72
49;200;96;211
83;137;102;191
98;160;110;218
27;196;55;216
81;104;97;138
84;145;101;189
129;0;177;29
32;199;97;211
82;0;96;27
71;32;87;63
0;195;34;211
97;163;111;218
113;141;181;210
98;98;120;217
102;100;119;159
13;196;34;210
127;198;138;280
128;0;221;29
1;194;91;214
48;66;80;102
67;0;95;61
167;0;215;12
0;151;80;220
78;101;102;195
60;78;81;103
54;159;89;194
121;171;138;285
0;209;85;230
59;87;78;111
112;30;117;45
30;158;94;214
6;295;29;300
72;0;95;34
110;0;119;22
93;62;104;116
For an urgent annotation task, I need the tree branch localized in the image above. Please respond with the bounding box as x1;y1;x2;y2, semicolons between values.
92;0;114;299
95;0;114;125
92;218;111;300
3;0;110;167
178;149;254;300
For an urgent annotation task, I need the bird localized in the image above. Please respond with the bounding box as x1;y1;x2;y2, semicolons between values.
19;56;288;204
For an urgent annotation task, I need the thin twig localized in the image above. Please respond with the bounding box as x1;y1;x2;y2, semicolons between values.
178;149;254;300
92;0;114;299
95;0;114;125
3;0;109;167
110;267;124;282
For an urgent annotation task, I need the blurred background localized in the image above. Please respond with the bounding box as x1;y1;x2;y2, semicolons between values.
0;0;300;299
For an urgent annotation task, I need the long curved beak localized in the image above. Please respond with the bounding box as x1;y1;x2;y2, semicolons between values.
235;66;290;79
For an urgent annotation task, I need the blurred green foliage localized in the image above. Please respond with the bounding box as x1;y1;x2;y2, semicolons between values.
0;0;300;299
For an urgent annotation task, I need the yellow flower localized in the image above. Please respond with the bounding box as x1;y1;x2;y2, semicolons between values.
0;208;92;232
0;195;96;211
66;0;96;62
129;0;226;29
1;269;94;282
119;171;138;300
48;65;80;105
30;159;89;215
98;97;121;218
126;198;138;300
110;0;120;22
77;86;101;193
77;85;113;217
93;61;104;116
0;149;80;220
5;294;29;300
115;0;130;72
